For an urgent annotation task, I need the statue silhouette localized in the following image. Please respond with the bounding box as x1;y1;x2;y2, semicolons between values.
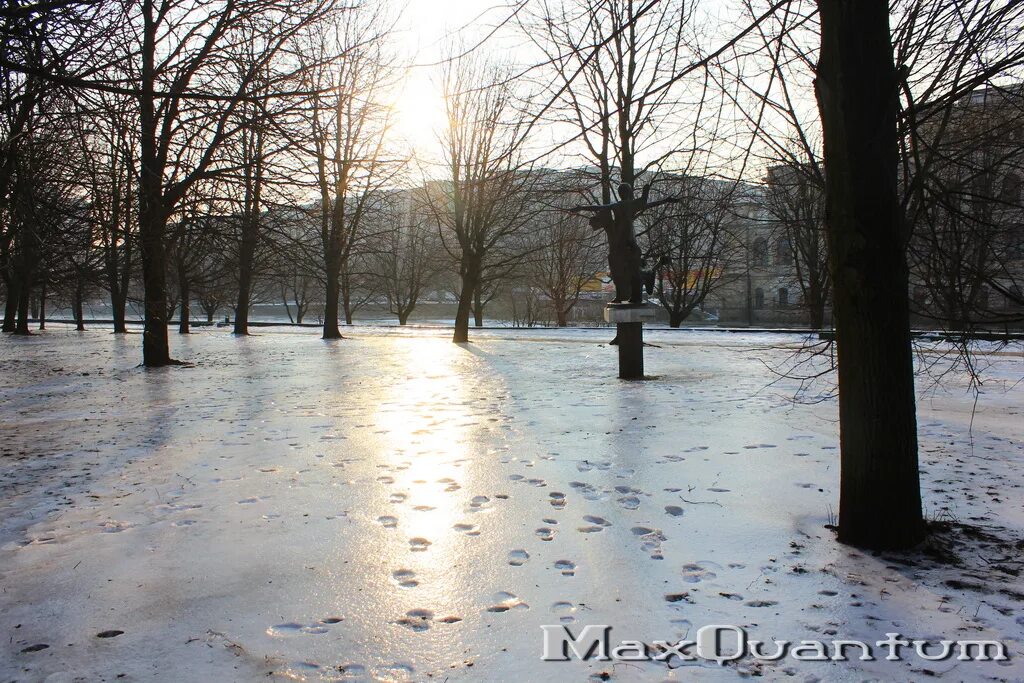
573;182;676;303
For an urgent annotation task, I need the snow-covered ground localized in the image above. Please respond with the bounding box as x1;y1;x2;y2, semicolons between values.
0;325;1021;682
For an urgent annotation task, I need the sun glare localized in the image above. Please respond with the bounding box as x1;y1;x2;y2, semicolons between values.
373;338;473;565
393;72;449;158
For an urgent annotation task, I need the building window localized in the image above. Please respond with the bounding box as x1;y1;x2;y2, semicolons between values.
752;238;768;266
754;287;765;309
776;238;792;266
777;287;789;307
1000;173;1021;204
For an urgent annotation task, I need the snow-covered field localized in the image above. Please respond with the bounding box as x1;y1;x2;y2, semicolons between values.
0;325;1021;682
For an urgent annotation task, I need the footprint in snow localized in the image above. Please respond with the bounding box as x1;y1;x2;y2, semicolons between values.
578;515;611;533
508;549;530;566
487;592;528;613
395;608;434;632
681;561;719;583
409;537;431;552
391;569;418;588
551;601;577;623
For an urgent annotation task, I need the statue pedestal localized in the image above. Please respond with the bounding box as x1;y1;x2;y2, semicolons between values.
604;303;655;379
603;303;658;324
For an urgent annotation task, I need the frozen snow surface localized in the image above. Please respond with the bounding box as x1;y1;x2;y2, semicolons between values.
0;325;1022;682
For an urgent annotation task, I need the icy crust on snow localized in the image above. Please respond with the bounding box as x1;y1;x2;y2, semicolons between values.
0;326;1020;682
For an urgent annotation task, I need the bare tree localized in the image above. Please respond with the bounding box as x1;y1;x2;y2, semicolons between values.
425;55;538;343
763;162;830;328
815;0;925;549
366;188;443;325
3;109;78;334
293;7;398;337
167;192;230;334
643;175;740;327
266;207;324;325
1;3;58;332
72;93;138;333
523;0;707;200
228;33;272;336
520;175;604;326
126;0;333;365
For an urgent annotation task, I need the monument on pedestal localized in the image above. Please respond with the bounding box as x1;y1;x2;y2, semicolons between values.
571;182;676;379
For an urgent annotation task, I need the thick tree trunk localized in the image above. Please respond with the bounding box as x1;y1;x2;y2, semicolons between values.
15;283;30;334
110;282;128;333
453;262;479;343
234;275;252;334
808;296;825;330
139;207;173;365
322;257;342;339
74;286;85;331
138;15;175;366
816;0;924;550
556;308;568;327
233;221;257;335
669;311;684;328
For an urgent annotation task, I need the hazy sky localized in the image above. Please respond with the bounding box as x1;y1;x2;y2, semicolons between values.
383;0;781;179
391;1;524;154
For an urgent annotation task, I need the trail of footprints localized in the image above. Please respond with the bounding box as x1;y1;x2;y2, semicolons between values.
369;468;541;628
323;455;700;642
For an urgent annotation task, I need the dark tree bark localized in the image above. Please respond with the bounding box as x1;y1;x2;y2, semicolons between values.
233;114;264;336
137;0;173;365
110;284;128;333
15;283;30;334
815;0;924;550
322;251;342;339
453;261;480;343
233;220;257;336
806;290;826;330
73;285;85;331
138;201;172;363
555;304;568;327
